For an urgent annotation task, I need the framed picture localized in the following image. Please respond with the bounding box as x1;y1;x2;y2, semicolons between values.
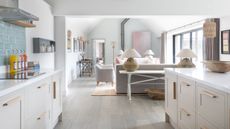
67;30;72;52
73;38;79;52
221;30;230;54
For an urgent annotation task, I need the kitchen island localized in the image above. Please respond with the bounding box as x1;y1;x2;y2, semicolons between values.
165;68;230;129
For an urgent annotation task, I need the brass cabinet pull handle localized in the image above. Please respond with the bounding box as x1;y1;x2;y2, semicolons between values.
200;127;208;129
2;96;20;107
173;82;176;99
201;91;217;98
53;81;56;99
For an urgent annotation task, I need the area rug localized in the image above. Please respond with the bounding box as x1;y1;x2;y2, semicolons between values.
91;84;117;96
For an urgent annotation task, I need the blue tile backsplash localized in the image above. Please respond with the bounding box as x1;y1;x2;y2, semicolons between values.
0;21;26;66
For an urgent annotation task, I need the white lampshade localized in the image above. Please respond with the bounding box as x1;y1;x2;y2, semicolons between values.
118;50;124;56
176;49;197;58
144;50;154;56
122;49;142;58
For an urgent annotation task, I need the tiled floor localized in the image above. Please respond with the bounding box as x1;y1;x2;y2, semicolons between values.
54;77;173;129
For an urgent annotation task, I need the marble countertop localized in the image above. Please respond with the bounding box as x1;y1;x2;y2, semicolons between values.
165;68;230;94
0;69;62;97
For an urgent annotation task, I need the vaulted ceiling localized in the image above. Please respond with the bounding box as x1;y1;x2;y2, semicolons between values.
45;0;230;16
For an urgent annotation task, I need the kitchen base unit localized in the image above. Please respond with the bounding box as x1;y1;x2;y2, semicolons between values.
165;68;229;129
0;69;63;129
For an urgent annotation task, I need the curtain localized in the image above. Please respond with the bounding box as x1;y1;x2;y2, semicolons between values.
160;32;167;63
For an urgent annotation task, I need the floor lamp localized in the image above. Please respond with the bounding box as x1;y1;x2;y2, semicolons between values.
111;41;115;67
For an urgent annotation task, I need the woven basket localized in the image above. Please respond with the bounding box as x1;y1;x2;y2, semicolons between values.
145;88;165;100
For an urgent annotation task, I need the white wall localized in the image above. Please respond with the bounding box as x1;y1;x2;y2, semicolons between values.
87;19;121;64
220;16;230;61
125;19;161;57
55;17;98;88
53;0;230;16
87;18;161;64
19;0;55;69
54;16;66;94
65;18;88;85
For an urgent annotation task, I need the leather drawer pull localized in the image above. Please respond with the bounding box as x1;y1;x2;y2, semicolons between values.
36;83;47;89
173;82;176;99
181;108;191;116
201;91;217;98
37;112;46;120
53;81;56;99
2;96;20;107
182;81;190;87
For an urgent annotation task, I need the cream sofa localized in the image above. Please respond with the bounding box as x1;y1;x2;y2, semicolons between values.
115;64;176;93
95;64;115;86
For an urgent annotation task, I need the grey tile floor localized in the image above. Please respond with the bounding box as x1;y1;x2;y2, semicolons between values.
55;77;173;129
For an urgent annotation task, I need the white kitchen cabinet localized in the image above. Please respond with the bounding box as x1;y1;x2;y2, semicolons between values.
165;71;178;128
197;115;219;129
165;68;230;129
0;70;63;129
25;78;51;129
178;77;195;129
196;84;227;129
25;111;50;129
25;79;50;119
51;73;62;128
0;90;24;129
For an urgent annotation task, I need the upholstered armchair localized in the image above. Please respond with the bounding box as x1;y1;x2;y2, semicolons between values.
95;64;115;86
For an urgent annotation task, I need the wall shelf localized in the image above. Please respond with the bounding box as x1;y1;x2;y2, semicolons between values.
33;38;55;53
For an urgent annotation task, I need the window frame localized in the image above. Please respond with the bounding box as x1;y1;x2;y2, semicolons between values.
172;28;203;63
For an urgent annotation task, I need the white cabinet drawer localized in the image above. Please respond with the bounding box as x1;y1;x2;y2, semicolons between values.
0;91;23;129
25;112;49;129
178;77;195;112
196;84;227;129
197;115;219;129
25;80;50;119
178;108;195;129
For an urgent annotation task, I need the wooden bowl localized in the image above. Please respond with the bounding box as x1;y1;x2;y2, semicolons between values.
203;60;230;73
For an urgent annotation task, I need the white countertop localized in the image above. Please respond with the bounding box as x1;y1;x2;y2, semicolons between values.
165;68;230;94
0;69;62;97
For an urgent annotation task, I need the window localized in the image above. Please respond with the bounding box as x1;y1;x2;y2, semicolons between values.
173;29;203;63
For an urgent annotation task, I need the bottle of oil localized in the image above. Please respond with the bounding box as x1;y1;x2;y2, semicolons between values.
16;49;21;72
23;50;28;70
20;50;24;71
9;49;18;73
